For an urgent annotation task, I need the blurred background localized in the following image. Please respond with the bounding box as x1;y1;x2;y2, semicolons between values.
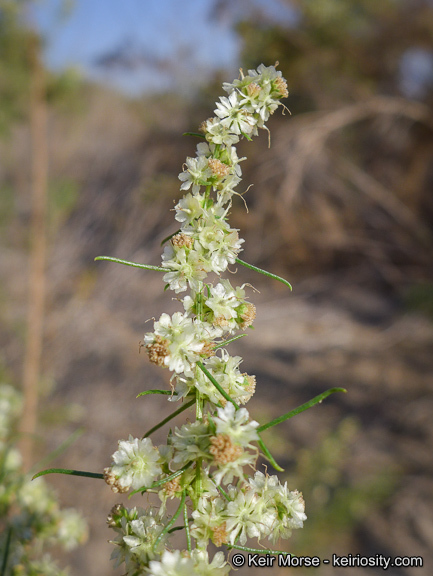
1;0;433;574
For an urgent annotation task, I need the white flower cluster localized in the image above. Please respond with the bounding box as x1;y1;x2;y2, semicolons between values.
106;65;304;576
191;471;306;547
0;383;88;574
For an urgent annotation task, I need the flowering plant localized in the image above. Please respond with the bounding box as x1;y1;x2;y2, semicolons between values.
34;64;345;575
0;383;88;575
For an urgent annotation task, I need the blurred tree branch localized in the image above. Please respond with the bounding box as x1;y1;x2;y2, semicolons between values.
20;27;48;469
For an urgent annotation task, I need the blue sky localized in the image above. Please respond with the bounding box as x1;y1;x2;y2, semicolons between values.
31;0;296;95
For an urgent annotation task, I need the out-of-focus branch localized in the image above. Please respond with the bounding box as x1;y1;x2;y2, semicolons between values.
20;31;48;469
275;96;433;206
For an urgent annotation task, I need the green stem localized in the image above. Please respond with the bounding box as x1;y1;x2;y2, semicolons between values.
184;500;192;552
195;458;202;506
216;484;231;502
196;361;240;410
257;436;284;472
32;468;104;481
94;256;165;272
153;490;186;552
1;527;12;576
196;388;203;420
235;258;292;290
143;398;195;438
258;388;347;433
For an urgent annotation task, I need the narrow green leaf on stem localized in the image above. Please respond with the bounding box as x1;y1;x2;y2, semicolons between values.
184;500;192;552
143;398;195;438
235;258;292;290
258;388;347;433
94;256;165;272
153;490;186;553
137;389;177;398
183;132;206;139
32;468;104;481
197;361;240;410
257;436;284;472
167;526;185;534
216;484;231;502
160;230;181;246
1;527;12;576
227;544;293;556
212;334;246;350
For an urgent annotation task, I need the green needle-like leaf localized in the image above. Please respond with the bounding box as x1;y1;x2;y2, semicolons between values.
143;398;196;438
183;132;206;139
95;256;165;272
153;490;186;552
216;484;231;502
257;436;284;472
197;361;240;410
236;258;292;290
137;389;177;398
258;387;347;433
212;334;246;350
32;468;104;480
160;229;181;246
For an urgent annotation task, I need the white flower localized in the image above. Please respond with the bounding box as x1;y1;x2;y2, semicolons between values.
195;218;244;275
215;91;257;136
191;549;230;575
248;470;280;496
205;281;242;331
172;420;211;466
247;471;307;543
204;117;240;146
24;557;68;576
178;155;212;194
175;193;207;226
218;144;244;178
56;508;88;550
145;312;211;373
18;477;57;515
0;383;22;440
190;495;227;547
268;484;307;542
148;550;194;576
211;447;257;486
251;63;282;84
225;488;273;544
222;64;287;127
122;511;166;565
162;245;208;293
105;436;162;492
215;173;242;205
213;403;259;447
172;349;254;406
1;446;22;472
